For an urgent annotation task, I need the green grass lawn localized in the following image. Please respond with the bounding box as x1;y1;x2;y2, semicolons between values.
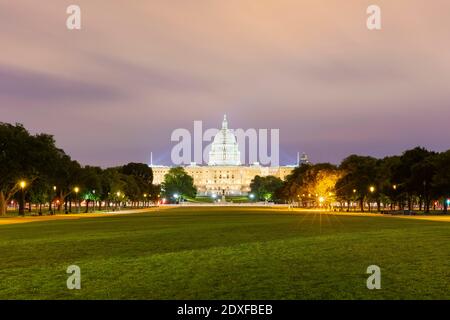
1;207;449;299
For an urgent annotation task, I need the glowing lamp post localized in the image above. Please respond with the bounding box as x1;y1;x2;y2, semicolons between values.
92;190;96;212
318;196;325;208
18;180;26;216
116;191;121;210
50;186;57;214
74;187;80;213
369;186;375;212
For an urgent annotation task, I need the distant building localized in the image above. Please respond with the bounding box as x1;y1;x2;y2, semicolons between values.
207;115;241;166
151;116;309;196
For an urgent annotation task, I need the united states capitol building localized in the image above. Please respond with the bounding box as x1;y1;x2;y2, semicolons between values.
152;116;309;196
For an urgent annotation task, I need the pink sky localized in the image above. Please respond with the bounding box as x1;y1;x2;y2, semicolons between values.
1;0;450;166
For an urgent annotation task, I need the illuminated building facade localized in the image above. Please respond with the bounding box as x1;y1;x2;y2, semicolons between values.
152;116;309;196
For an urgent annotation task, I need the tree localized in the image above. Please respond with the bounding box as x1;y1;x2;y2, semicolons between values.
52;155;82;213
78;166;102;212
376;156;401;211
122;174;141;206
335;173;358;211
28;177;52;215
281;163;340;207
298;163;340;207
121;163;153;185
250;175;284;202
148;184;161;204
336;155;377;212
281;164;311;204
99;168;126;210
410;155;437;213
161;167;196;203
0;123;63;215
432;150;450;212
121;163;154;206
392;147;435;211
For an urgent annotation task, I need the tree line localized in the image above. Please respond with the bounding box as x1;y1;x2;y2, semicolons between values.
251;147;450;213
3;123;449;214
0;123;160;216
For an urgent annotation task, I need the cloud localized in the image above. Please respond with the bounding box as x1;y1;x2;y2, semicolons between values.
86;53;214;93
0;65;123;103
1;0;450;166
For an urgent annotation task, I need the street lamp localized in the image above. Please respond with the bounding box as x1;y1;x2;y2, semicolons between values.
116;191;121;210
18;180;26;216
74;187;80;213
92;190;96;212
50;186;57;215
368;186;375;212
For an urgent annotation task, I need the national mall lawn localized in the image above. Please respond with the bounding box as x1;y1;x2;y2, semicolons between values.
1;207;449;299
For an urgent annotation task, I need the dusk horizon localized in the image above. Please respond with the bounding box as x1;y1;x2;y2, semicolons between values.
7;117;447;168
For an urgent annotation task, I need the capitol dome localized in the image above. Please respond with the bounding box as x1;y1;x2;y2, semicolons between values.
208;115;241;166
